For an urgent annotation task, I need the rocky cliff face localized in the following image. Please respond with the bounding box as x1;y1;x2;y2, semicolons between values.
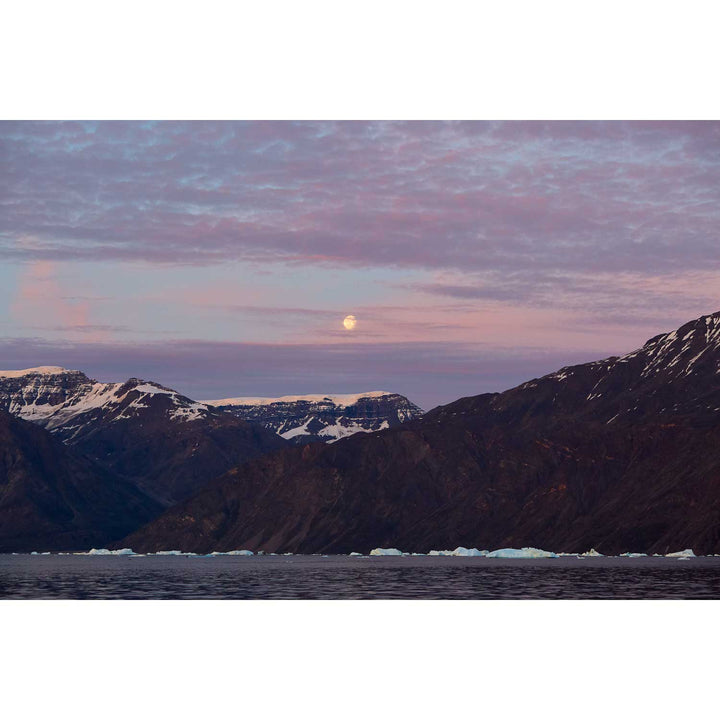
0;368;286;505
122;312;720;556
204;391;423;444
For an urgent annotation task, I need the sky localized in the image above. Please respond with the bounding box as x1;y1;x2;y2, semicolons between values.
1;120;719;409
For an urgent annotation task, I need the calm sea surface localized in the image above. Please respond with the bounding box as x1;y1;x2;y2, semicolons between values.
2;554;720;599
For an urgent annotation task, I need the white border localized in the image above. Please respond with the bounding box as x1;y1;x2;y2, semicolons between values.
2;2;718;716
1;600;718;719
3;0;720;119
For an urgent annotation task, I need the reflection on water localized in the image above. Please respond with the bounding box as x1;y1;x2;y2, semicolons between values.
1;555;720;599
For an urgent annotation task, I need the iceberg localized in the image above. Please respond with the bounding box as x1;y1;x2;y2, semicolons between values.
427;548;487;557
209;550;254;556
369;548;403;556
486;547;558;559
451;547;487;557
83;548;135;556
349;552;363;556
620;552;647;558
665;549;696;558
580;549;604;557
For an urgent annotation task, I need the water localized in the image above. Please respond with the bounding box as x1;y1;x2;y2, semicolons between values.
2;554;720;599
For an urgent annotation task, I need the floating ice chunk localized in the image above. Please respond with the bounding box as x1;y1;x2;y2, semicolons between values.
428;550;454;556
210;550;254;556
665;549;696;558
620;552;647;558
487;547;558;559
580;549;604;557
369;548;403;556
349;552;363;556
84;548;135;555
451;547;487;557
153;550;187;555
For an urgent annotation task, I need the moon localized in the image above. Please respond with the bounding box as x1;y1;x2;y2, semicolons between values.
343;314;357;331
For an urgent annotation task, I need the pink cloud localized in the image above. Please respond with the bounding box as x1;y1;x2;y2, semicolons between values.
10;261;111;342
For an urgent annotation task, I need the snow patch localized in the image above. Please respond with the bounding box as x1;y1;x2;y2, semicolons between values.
321;419;389;443
132;383;176;395
168;401;208;422
279;420;314;440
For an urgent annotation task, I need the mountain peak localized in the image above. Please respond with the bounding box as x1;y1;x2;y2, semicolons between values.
642;311;720;348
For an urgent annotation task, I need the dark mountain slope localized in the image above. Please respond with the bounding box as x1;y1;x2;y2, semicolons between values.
122;312;720;555
0;410;162;552
0;369;287;505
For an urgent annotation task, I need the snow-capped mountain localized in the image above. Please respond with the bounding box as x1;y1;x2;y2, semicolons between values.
203;391;423;444
123;311;720;556
0;367;286;505
0;366;212;439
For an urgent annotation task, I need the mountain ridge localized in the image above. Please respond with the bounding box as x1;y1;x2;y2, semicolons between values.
205;391;423;444
120;310;720;555
0;368;286;505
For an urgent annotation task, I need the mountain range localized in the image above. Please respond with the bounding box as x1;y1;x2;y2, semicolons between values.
2;311;720;554
203;392;423;444
0;368;286;506
0;369;420;551
122;311;720;555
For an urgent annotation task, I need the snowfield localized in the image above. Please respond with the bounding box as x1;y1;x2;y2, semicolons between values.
0;366;71;378
203;391;395;408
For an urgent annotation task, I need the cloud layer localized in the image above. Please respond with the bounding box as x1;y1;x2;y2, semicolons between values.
3;121;719;274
